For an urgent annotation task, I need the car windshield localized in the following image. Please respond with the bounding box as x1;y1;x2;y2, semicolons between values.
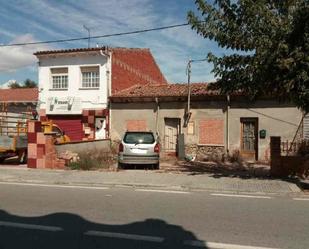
124;132;155;144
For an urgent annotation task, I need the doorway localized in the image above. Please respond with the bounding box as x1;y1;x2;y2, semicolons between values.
164;118;180;153
240;118;258;161
95;117;106;140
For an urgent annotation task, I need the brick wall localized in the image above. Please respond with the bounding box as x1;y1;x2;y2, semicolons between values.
82;109;109;140
126;120;147;131
270;136;308;177
27;120;65;169
199;119;224;145
111;49;167;93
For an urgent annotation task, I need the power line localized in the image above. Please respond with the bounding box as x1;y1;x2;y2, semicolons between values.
0;22;192;48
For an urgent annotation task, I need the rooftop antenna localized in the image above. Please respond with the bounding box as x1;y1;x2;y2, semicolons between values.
83;24;91;48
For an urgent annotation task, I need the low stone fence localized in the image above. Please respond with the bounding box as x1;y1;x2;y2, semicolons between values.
55;139;111;155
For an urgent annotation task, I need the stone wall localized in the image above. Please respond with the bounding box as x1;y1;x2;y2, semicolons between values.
185;144;225;161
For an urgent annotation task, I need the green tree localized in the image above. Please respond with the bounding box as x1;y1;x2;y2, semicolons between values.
9;79;37;89
23;79;37;88
8;81;22;89
188;0;309;112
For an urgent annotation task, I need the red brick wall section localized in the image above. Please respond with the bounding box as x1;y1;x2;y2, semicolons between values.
82;109;109;140
27;120;65;169
39;109;47;122
199;119;224;145
111;49;167;93
126;120;147;131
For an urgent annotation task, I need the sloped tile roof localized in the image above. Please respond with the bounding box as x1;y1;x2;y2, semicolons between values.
0;88;38;102
34;47;108;55
110;83;220;98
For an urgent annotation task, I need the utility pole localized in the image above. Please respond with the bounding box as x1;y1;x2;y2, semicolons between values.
186;59;192;124
83;25;91;48
185;58;207;126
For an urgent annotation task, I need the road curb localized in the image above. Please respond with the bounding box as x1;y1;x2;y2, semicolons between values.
0;179;303;196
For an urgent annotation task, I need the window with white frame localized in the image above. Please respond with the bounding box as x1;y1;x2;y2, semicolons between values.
81;66;100;88
51;68;68;89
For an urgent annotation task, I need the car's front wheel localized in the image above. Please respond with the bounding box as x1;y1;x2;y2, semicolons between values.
118;162;125;169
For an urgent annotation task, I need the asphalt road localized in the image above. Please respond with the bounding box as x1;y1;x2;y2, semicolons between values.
0;182;308;249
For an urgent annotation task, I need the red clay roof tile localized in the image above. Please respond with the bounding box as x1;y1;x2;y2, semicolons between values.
110;83;220;98
0;88;38;102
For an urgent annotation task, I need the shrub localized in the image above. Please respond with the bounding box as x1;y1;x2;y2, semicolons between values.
228;150;242;163
68;149;116;170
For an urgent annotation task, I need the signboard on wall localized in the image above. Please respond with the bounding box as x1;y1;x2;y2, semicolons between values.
46;97;82;114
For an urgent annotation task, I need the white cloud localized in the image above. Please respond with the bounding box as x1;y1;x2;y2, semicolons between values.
0;0;218;82
0;34;51;73
0;80;16;89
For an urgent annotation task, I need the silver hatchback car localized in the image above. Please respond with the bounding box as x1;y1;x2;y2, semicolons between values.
118;131;160;169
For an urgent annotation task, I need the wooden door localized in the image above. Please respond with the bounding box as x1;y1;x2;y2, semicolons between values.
164;118;179;152
240;118;258;161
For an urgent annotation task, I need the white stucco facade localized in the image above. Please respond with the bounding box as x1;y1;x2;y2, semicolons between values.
37;51;111;115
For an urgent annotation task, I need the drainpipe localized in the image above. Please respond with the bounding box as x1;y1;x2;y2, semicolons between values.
100;47;111;139
155;97;160;138
226;94;230;154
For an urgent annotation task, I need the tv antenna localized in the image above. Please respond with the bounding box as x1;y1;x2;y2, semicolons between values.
83;25;91;48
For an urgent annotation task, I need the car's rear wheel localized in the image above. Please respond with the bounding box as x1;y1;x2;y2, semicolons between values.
153;163;160;170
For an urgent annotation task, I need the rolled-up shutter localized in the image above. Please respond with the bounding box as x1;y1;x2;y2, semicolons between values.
48;115;83;141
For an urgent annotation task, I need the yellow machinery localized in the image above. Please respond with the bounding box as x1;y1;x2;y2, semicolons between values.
41;121;70;144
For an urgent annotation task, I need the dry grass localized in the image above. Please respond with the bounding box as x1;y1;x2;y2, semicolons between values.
68;149;116;170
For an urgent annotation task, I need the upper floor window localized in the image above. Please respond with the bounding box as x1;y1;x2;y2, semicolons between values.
51;68;68;89
81;66;100;88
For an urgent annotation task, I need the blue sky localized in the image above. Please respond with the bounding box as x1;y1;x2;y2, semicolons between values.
0;0;225;87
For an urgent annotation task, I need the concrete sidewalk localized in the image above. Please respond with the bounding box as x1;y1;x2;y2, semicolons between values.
0;166;302;194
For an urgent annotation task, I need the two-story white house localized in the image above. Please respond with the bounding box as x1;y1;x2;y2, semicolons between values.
34;47;167;141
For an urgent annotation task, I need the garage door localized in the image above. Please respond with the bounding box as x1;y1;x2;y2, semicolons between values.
48;115;83;141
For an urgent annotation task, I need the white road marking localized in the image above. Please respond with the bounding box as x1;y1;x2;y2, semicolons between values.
0;181;109;190
293;198;309;201
84;231;164;242
211;193;272;199
135;189;190;194
0;221;63;232
184;240;280;249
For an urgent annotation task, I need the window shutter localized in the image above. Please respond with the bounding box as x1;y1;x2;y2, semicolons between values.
51;68;68;74
81;66;99;73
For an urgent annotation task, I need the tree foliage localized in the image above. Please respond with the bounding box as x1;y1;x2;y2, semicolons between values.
23;79;37;88
9;79;37;89
188;0;309;112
